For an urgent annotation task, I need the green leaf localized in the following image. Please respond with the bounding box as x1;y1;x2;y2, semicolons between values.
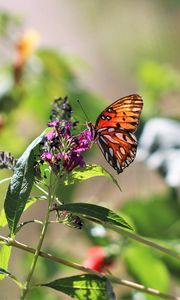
41;274;115;300
0;245;12;280
0;196;46;228
56;203;133;231
0;209;7;227
64;164;121;190
123;243;169;300
4;132;44;235
121;195;180;239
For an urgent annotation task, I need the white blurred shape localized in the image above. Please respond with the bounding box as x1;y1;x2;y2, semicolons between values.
137;118;180;190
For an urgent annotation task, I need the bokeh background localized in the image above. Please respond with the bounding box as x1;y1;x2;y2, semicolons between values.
0;1;180;299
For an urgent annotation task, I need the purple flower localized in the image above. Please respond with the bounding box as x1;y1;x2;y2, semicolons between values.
63;123;71;139
40;97;93;173
41;151;53;163
48;120;59;127
45;130;56;141
63;152;85;171
82;129;94;142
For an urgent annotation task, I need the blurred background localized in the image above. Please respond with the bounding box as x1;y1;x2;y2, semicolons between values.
0;1;180;299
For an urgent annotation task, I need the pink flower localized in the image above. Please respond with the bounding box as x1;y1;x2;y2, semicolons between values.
48;120;59;127
41;151;53;163
45;130;55;141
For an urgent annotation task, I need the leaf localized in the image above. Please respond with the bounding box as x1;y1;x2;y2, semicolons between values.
41;274;115;300
0;245;12;280
64;164;121;190
121;195;180;239
0;196;46;228
0;268;11;276
0;209;7;227
56;203;133;231
123;243;169;300
4;132;44;235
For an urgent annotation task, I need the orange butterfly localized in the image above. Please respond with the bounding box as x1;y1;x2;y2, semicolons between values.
89;94;143;173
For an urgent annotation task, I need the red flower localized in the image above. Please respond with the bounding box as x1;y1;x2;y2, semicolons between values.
84;246;113;273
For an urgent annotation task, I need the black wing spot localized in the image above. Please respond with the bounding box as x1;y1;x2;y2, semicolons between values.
107;116;112;120
116;122;121;128
122;117;126;121
101;115;106;120
123;134;127;141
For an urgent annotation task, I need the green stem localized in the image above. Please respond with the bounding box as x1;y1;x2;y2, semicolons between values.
20;174;54;299
107;225;180;260
20;206;50;299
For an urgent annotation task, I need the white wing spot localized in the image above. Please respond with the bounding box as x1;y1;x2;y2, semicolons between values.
100;136;108;144
124;100;131;104
109;147;114;157
116;150;122;159
115;132;123;140
132;107;140;112
105;152;109;161
129;132;137;142
108;128;115;132
116;159;121;170
103;134;119;144
130;150;135;157
97;127;108;133
120;147;126;155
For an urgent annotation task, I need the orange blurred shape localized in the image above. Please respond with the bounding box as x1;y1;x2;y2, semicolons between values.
16;29;40;62
14;29;40;84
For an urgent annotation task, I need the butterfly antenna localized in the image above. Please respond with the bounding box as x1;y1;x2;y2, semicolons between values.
77;98;90;122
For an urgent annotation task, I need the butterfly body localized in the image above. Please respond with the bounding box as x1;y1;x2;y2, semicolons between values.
90;94;143;174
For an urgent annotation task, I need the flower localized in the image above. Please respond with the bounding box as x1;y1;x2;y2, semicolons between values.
83;246;113;273
48;120;60;128
40;97;93;174
41;151;53;163
45;130;56;141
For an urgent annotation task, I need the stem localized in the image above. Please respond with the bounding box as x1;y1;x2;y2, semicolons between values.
109;276;180;300
34;183;48;196
20;174;54;299
107;225;180;260
1;235;179;300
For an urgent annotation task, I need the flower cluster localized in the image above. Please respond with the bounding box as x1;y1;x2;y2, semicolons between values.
40;97;93;173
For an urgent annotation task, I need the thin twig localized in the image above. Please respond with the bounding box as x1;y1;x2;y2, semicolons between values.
0;235;179;300
34;183;48;195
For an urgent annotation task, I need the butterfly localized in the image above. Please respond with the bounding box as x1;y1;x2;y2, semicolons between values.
89;94;143;174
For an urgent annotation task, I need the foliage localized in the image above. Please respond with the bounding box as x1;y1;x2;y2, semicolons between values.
137;60;180;117
0;10;179;300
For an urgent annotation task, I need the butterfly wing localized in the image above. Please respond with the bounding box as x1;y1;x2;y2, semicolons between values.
94;94;143;173
95;94;143;132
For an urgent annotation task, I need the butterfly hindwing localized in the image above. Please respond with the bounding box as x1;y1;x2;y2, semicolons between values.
96;127;137;173
94;94;143;173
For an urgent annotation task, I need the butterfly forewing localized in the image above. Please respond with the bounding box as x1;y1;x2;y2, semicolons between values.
95;94;143;133
94;94;143;173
